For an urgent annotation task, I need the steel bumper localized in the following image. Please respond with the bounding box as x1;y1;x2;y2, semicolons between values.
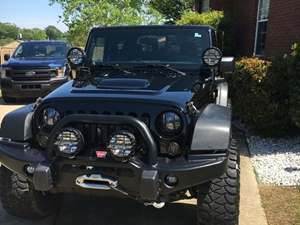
0;138;227;201
0;114;228;202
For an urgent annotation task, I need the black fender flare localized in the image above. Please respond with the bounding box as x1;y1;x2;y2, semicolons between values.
191;104;231;151
0;105;34;141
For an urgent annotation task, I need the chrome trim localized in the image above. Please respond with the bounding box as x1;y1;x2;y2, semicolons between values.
75;174;118;190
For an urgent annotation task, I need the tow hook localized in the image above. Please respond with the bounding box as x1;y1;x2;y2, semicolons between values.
144;202;166;209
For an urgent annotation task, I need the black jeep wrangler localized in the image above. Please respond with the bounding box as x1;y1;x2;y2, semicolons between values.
0;25;239;225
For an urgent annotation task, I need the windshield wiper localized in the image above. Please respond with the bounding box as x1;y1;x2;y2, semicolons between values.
95;63;135;75
133;63;186;77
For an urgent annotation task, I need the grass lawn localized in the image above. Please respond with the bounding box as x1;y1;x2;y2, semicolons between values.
260;185;300;225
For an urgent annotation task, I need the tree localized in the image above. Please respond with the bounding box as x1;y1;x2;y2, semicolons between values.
49;0;162;46
21;28;47;40
0;22;20;40
150;0;195;22
45;25;64;40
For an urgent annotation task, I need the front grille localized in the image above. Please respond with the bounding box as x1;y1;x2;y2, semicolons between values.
35;101;188;158
64;110;151;127
36;109;151;156
72;123;141;157
7;67;52;81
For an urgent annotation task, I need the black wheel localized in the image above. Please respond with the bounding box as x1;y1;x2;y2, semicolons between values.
0;167;60;220
196;139;240;225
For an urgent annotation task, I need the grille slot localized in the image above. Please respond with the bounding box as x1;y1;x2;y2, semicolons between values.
62;110;151;126
12;76;50;81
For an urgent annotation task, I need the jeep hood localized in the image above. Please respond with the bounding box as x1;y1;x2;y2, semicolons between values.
44;75;200;111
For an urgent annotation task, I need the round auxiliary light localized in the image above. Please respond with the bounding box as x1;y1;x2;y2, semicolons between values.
43;108;61;127
67;47;85;66
54;128;84;158
202;47;222;67
108;131;136;159
157;112;183;136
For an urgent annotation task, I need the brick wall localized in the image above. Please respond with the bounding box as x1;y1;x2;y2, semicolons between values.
210;0;258;56
266;0;300;56
210;0;234;14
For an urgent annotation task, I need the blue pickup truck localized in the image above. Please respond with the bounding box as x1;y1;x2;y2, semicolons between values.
0;41;71;102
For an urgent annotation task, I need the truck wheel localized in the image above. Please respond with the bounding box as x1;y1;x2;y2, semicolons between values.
0;167;60;220
196;140;240;225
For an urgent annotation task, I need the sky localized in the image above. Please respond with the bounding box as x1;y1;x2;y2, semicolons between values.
0;0;68;32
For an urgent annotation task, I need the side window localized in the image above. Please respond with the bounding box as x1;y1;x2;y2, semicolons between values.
202;0;210;12
14;45;23;57
254;0;270;55
91;37;105;63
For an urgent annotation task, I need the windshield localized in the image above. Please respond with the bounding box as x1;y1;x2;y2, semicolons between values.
86;27;211;67
13;42;68;59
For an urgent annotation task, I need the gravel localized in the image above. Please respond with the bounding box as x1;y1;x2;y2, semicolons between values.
247;135;300;186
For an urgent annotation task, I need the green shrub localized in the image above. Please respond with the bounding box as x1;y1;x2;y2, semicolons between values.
177;10;224;29
287;44;300;127
227;57;294;136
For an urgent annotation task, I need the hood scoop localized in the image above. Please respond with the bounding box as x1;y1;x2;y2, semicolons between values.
97;78;150;89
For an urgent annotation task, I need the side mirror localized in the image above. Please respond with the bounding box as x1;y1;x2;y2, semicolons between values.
4;54;10;61
67;47;86;67
220;57;235;74
202;47;222;67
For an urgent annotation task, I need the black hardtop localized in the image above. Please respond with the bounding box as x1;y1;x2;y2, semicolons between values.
91;25;215;32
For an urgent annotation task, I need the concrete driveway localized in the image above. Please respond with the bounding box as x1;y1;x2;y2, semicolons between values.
0;99;268;225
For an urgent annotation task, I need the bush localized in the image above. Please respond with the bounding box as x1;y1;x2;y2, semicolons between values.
227;54;296;137
177;10;224;29
227;44;300;136
287;44;300;127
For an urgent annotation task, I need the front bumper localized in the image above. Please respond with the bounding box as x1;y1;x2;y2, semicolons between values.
0;77;67;98
0;139;227;201
0;114;228;202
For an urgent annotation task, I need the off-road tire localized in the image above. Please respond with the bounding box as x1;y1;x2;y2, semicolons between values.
0;167;60;220
197;139;240;225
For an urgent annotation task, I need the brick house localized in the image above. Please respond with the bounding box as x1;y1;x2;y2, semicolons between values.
196;0;300;57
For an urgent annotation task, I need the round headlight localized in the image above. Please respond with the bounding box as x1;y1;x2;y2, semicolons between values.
157;112;183;136
54;128;84;158
43;108;61;126
108;131;136;159
202;47;222;67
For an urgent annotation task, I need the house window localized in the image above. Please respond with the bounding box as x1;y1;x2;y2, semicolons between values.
202;0;210;12
254;0;270;55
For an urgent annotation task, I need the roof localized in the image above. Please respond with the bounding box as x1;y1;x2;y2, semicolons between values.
91;25;214;31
